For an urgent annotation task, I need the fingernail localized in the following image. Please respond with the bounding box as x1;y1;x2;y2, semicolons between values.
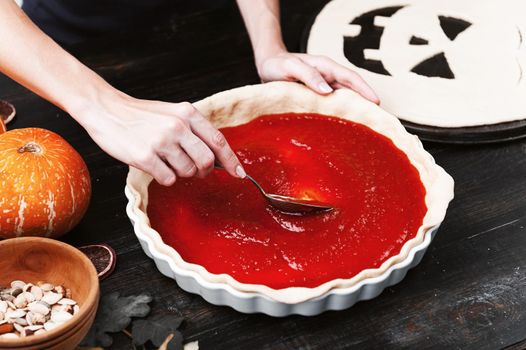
318;82;333;94
165;174;176;186
364;88;380;104
236;165;247;178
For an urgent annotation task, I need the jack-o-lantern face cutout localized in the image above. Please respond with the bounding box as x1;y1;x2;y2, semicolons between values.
307;0;526;127
343;7;472;79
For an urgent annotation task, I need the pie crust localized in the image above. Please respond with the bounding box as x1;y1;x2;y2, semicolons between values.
126;81;454;304
306;0;526;127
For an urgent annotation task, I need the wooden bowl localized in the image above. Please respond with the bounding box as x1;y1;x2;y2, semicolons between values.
0;237;100;350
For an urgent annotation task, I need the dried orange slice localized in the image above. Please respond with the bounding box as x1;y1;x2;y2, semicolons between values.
0;100;15;125
79;244;116;280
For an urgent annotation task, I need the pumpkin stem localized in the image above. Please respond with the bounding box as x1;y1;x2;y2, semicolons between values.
18;142;42;154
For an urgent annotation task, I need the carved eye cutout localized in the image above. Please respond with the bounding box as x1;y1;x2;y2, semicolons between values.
408;16;472;79
438;15;472;40
343;6;405;76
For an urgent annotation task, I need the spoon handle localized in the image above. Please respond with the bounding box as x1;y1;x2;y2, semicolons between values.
214;163;333;214
214;163;266;196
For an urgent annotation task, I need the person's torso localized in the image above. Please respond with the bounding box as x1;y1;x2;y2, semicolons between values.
22;0;171;44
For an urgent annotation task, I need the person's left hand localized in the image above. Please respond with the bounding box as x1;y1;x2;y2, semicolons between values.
256;51;379;104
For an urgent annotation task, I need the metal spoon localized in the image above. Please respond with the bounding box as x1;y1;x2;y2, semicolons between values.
215;164;334;214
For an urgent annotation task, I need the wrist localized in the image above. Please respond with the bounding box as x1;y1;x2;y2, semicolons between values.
254;43;287;72
63;71;122;126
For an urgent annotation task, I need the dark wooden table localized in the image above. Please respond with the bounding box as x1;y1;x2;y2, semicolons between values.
1;1;525;349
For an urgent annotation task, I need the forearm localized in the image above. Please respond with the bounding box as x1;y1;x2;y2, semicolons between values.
0;1;245;184
0;1;116;119
235;0;287;67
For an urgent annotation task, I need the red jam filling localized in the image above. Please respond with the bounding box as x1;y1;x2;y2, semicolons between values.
148;113;427;289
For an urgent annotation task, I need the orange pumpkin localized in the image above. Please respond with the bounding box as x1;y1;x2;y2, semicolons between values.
0;128;91;238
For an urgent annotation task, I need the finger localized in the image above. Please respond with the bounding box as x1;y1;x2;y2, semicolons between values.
179;132;216;178
285;58;333;95
338;69;380;104
190;116;246;179
331;82;347;89
332;79;379;105
138;153;176;186
298;55;379;103
161;145;197;178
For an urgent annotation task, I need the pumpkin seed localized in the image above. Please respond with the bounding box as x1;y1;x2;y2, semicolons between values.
5;309;26;319
38;282;55;292
52;304;72;314
30;312;46;325
51;310;72;323
57;298;76;306
25;311;33;326
22;291;35;303
0;280;78;339
30;286;43;301
28;301;50;316
14;317;28;326
13;323;24;333
10;281;25;289
43;321;58;331
42;292;62;305
0;301;7;313
0;332;18;339
14;293;27;308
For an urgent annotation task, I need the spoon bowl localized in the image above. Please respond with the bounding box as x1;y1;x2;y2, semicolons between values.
216;165;334;214
244;174;333;214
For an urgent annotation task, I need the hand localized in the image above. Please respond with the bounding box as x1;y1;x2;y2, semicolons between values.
256;51;379;104
73;89;246;186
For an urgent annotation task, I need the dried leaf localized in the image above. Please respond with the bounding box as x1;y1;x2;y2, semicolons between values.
132;314;184;350
81;292;152;347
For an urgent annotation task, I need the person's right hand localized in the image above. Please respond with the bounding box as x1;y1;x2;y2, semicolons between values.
73;90;246;186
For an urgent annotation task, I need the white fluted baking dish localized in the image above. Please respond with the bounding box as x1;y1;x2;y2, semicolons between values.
125;82;454;316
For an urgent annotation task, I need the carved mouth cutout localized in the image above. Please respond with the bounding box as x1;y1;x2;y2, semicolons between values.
343;7;473;79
